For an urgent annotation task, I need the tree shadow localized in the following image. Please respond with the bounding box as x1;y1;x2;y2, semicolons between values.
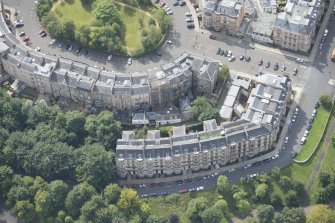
64;0;75;5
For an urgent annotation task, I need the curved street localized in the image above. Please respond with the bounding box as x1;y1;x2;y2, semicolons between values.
2;0;335;196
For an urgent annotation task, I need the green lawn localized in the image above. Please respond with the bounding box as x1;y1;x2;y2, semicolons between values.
295;106;330;161
52;0;160;55
53;0;94;27
115;4;151;54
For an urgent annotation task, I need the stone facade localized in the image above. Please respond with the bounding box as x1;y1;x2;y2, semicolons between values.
116;73;291;178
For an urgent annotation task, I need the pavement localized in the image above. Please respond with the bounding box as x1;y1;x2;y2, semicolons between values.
2;0;335;196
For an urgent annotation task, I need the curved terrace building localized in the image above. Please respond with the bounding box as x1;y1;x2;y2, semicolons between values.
0;2;219;110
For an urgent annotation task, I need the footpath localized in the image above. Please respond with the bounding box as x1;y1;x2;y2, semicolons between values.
305;115;335;193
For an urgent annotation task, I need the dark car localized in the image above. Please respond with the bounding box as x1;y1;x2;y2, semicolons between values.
76;47;82;53
258;59;263;66
160;192;168;196
273;63;279;70
155;50;162;56
245;56;251;62
315;101;320;109
220;49;225;56
291;151;297;159
180;1;186;6
216;48;221;55
187;23;195;29
209;35;216;40
239;55;244;60
265;61;270;68
84;49;89;55
173;1;179;6
306;123;312;131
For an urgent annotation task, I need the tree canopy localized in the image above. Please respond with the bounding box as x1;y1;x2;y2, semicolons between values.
191;97;220;122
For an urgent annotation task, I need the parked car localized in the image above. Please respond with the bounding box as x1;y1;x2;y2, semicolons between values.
273;63;279;70
127;57;132;65
228;56;235;62
244;164;252;169
186;17;194;22
281;65;286;72
245;55;251;62
258;59;263;66
179;189;188;194
107;55;112;61
187;23;194;29
315;101;320;109
196;186;204;191
19;31;25;37
228;168;235;173
239;55;244;61
293;68;298;75
185;12;192;17
166;40;172;45
220;50;225;56
49;39;56;45
209;35;216;40
167;10;173;15
179;1;186;6
265;61;270;68
173;1;179;6
227;51;232;57
76;47;82;53
216;48;221;55
23;36;30;42
284;136;289;144
35;47;41;52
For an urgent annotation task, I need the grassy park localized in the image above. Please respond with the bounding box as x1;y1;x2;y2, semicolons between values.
52;0;162;55
294;106;330;161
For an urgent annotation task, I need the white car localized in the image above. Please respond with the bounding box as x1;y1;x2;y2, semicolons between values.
294;107;299;115
284;136;288;144
304;130;309;137
272;154;279;160
228;168;235;173
324;29;328;36
196;186;204;191
49;39;56;45
166;10;173;15
227;51;232;57
228;56;235;62
186;18;193;22
107;55;112;61
165;7;171;11
35;47;41;52
185;12;192;17
68;45;73;51
127;57;132;65
244;164;251;169
250;173;258;178
166;40;172;45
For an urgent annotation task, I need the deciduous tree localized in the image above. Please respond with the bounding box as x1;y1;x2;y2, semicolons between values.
65;182;97;218
256;205;274;223
307;204;335;223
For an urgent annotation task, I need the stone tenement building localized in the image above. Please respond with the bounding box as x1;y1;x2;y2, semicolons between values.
272;0;324;52
252;0;325;52
202;0;245;36
116;73;291;178
0;4;219;111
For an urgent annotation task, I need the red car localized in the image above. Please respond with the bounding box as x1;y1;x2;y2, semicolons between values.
23;36;30;42
209;35;216;40
258;59;263;66
179;189;188;194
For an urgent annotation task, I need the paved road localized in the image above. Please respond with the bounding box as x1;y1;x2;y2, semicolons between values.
2;0;335;197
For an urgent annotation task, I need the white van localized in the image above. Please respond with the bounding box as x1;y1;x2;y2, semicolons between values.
300;137;306;145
